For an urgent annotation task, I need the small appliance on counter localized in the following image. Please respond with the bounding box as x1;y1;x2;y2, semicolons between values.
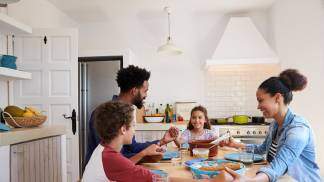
175;102;196;121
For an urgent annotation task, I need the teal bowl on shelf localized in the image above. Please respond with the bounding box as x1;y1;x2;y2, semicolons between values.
0;55;17;69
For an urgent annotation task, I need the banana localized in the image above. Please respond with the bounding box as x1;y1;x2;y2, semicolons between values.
23;111;34;117
25;106;42;116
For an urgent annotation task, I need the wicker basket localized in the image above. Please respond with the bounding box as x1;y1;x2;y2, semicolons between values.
2;112;47;128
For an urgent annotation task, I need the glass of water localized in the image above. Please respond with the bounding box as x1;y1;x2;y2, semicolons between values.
239;147;254;164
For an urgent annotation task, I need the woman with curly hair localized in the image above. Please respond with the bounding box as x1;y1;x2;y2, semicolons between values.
226;69;322;182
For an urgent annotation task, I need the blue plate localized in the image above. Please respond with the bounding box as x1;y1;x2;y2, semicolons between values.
162;151;180;160
190;159;245;179
150;169;168;177
224;153;264;163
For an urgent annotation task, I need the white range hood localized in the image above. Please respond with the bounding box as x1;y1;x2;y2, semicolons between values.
206;17;279;67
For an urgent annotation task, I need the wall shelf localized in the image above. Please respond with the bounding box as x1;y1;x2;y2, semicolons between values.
0;67;31;80
0;13;32;35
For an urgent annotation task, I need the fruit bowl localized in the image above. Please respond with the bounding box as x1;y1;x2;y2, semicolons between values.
143;116;164;123
2;112;47;128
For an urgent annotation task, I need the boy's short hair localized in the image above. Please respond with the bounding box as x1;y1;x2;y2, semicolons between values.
94;101;134;143
116;65;151;93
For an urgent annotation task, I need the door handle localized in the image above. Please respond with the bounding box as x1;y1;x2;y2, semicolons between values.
63;109;77;135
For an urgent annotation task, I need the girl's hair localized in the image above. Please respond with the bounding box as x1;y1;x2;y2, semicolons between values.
259;69;307;105
187;105;211;130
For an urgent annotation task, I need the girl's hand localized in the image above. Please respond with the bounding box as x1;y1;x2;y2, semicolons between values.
160;127;179;145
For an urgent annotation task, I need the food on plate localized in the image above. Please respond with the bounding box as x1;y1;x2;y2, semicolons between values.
199;162;241;171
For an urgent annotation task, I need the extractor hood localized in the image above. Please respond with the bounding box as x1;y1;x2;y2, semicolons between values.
206;17;279;67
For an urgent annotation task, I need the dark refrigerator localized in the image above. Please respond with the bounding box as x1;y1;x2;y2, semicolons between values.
78;57;122;175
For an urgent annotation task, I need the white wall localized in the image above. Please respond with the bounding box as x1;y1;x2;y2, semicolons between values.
79;11;270;105
269;0;324;174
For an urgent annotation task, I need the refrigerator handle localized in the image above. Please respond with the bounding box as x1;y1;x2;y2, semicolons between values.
63;109;77;135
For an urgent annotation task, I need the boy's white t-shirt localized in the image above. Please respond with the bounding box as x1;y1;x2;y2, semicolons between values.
82;145;109;182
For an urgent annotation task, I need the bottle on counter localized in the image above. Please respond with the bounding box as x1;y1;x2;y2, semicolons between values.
158;104;164;115
165;104;171;123
171;104;177;123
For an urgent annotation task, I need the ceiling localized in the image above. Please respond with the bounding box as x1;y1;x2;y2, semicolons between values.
47;0;277;23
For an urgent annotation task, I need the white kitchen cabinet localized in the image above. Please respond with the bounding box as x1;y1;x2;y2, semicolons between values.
0;126;67;182
10;136;62;182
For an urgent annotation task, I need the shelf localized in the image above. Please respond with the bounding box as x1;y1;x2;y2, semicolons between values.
0;13;32;35
0;67;31;80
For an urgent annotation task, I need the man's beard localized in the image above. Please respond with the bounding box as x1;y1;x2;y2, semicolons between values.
133;92;145;109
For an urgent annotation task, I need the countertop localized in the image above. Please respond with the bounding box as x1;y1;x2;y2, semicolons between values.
0;125;67;146
136;122;188;131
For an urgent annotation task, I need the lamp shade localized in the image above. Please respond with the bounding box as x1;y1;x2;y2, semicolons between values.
157;38;182;55
157;6;182;56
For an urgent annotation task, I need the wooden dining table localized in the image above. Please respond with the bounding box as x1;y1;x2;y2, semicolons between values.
141;146;267;180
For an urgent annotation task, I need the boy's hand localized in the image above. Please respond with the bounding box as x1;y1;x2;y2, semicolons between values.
143;144;164;156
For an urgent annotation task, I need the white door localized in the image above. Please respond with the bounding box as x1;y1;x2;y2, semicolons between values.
13;28;79;182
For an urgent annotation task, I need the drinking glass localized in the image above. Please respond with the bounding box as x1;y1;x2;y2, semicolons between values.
239;147;254;164
152;173;168;182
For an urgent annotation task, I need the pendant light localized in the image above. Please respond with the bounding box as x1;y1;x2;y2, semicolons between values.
157;6;182;55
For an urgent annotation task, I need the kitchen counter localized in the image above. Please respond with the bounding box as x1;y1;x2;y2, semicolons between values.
0;125;67;146
136;122;188;131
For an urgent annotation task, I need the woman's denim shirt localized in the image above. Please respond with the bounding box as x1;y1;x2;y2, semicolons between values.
246;108;322;182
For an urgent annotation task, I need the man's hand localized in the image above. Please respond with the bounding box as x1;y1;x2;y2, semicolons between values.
142;144;164;156
160;127;179;145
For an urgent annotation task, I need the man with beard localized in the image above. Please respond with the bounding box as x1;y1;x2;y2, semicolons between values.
85;65;179;165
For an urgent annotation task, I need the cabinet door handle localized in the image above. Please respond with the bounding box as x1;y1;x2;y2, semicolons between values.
12;151;24;154
63;109;77;135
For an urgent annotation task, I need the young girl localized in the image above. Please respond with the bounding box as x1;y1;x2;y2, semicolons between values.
175;106;218;147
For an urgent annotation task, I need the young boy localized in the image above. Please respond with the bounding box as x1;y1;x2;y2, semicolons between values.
82;101;162;182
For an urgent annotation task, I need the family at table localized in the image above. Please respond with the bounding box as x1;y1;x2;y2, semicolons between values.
81;65;322;182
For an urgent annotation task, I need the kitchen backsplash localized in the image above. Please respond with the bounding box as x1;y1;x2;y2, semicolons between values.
205;64;280;118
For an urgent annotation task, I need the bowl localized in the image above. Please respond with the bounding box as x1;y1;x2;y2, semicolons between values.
190;159;245;179
192;148;209;158
140;154;163;163
143;116;164;123
189;140;218;157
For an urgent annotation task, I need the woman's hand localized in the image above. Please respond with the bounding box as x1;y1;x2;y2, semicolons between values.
220;137;245;149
